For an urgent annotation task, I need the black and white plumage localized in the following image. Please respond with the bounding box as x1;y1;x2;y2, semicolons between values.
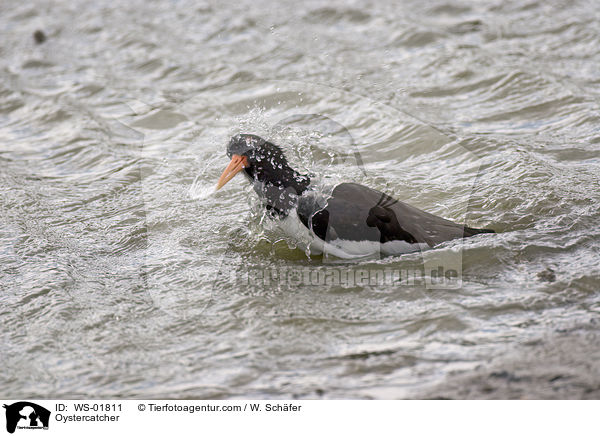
216;134;494;258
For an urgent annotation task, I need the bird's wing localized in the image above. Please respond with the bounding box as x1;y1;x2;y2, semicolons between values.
297;182;469;247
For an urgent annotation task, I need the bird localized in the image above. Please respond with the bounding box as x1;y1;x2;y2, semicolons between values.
216;133;494;259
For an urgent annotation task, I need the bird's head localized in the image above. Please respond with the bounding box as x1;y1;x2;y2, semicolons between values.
216;133;310;215
217;134;309;190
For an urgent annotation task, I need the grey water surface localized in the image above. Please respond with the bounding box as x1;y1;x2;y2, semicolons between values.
1;0;599;399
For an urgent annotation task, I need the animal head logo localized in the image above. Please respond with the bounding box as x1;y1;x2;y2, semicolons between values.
3;402;50;434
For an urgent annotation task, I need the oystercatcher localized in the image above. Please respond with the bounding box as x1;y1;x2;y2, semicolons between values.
216;134;494;258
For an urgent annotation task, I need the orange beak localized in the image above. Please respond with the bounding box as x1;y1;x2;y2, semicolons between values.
216;154;249;190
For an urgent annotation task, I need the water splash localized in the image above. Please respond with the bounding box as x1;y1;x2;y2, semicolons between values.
189;175;216;200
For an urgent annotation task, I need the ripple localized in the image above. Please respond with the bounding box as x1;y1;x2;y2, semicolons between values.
303;7;371;24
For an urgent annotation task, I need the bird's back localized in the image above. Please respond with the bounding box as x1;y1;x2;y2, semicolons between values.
297;182;494;249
